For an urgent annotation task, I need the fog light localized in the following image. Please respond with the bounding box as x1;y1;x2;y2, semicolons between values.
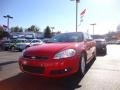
22;61;27;65
50;67;72;75
64;67;71;72
65;69;68;72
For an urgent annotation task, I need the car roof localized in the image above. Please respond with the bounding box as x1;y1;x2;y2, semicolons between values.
62;32;83;34
32;39;40;40
16;39;28;40
95;39;106;41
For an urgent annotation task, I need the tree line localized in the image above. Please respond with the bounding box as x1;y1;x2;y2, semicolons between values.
10;25;40;33
0;25;60;39
0;26;10;39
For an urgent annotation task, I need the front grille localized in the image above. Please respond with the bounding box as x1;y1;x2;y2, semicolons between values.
23;55;48;60
22;65;45;74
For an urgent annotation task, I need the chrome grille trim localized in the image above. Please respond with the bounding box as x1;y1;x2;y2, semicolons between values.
23;55;48;60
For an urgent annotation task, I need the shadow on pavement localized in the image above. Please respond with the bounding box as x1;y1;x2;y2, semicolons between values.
0;61;17;66
0;59;96;90
0;73;81;90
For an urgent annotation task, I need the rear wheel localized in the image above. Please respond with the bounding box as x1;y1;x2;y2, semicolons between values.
11;46;15;52
4;47;8;51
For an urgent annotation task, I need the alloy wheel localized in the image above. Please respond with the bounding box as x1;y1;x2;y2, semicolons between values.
80;54;86;75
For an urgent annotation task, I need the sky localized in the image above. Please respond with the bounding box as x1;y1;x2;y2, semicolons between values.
0;0;120;35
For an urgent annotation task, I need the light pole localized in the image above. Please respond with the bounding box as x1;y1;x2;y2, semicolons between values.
3;15;13;32
70;0;80;32
90;23;96;36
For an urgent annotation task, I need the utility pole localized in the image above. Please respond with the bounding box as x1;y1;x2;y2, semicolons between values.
70;0;80;32
90;23;96;36
51;27;55;33
3;15;13;32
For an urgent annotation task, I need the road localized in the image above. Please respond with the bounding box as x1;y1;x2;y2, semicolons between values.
79;45;120;90
0;45;120;90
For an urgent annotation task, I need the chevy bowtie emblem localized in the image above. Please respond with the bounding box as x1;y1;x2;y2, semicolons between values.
31;56;36;59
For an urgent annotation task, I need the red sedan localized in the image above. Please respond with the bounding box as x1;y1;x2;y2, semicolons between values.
19;32;96;78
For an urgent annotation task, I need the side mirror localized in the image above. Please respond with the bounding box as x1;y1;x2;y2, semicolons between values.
86;39;93;41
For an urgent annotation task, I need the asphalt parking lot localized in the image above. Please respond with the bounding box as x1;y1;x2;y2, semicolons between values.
0;45;120;90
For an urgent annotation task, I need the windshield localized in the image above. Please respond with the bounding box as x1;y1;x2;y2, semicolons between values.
4;41;10;43
49;33;83;43
16;40;29;43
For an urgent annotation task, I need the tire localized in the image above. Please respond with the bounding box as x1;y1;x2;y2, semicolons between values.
103;49;107;55
4;47;8;51
78;53;86;76
19;49;23;52
102;47;107;55
11;46;15;52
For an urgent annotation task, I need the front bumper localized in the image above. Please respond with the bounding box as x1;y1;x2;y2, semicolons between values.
19;57;79;78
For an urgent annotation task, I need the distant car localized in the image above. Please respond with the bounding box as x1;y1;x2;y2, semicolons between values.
116;40;120;44
42;38;50;43
0;40;4;50
1;39;16;51
108;40;119;44
95;39;107;55
19;32;96;78
10;39;30;51
1;40;11;50
25;39;43;48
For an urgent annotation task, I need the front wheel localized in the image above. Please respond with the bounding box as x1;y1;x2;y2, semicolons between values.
77;53;86;76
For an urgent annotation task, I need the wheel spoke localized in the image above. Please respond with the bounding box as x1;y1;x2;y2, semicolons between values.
81;56;85;74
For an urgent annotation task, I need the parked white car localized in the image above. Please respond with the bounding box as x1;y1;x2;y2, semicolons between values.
25;39;43;48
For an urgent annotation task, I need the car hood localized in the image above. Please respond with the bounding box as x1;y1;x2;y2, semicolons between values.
24;42;79;57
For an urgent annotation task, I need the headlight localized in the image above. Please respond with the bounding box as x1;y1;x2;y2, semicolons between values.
53;49;76;59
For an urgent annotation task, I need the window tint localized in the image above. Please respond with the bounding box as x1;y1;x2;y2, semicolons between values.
32;40;40;43
50;33;83;42
16;40;28;43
